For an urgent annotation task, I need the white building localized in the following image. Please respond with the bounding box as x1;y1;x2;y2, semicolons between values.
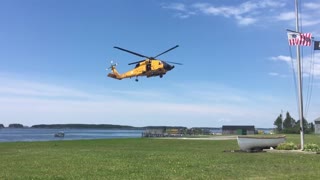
315;117;320;134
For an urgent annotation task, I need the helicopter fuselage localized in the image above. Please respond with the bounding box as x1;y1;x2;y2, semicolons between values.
108;59;174;80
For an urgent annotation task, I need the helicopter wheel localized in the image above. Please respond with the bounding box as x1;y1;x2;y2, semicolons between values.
160;75;163;78
135;78;138;82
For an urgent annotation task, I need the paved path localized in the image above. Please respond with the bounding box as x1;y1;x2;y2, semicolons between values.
156;136;237;140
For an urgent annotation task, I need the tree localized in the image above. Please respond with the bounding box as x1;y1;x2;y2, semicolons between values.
8;124;24;128
0;124;4;128
273;114;283;132
283;112;296;133
274;111;315;134
309;122;315;133
295;117;313;134
292;121;301;134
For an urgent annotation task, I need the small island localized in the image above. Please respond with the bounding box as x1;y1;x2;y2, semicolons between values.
8;124;24;128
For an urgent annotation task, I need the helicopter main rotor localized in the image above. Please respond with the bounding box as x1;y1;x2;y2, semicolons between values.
113;45;182;65
113;46;150;59
153;45;179;59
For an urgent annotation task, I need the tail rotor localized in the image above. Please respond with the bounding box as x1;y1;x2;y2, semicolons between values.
106;60;118;71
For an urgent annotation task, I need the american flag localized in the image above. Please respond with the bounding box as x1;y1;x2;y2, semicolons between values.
287;32;312;46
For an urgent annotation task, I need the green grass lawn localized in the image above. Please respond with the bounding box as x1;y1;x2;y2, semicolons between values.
0;134;320;179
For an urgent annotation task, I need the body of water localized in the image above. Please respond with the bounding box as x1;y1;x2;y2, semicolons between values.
0;128;144;142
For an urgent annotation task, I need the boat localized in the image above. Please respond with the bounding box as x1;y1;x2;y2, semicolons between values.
237;135;286;151
54;131;65;138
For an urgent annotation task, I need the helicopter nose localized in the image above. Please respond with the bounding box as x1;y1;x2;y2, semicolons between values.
164;64;174;71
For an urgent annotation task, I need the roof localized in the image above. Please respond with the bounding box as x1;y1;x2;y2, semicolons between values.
222;125;255;130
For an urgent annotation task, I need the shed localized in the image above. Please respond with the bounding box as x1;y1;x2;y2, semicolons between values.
142;128;165;137
222;125;255;135
314;117;320;134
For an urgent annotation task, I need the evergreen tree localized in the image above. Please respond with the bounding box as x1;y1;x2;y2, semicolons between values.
293;121;302;134
295;118;309;133
283;112;296;133
273;114;283;132
283;112;294;128
310;122;315;133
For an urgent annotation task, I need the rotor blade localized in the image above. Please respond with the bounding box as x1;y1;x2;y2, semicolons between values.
114;46;150;59
154;45;179;58
128;60;145;65
164;61;183;65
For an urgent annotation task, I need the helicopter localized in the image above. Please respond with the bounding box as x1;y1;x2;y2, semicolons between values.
107;45;182;82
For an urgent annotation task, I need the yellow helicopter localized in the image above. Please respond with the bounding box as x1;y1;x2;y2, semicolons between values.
107;45;182;82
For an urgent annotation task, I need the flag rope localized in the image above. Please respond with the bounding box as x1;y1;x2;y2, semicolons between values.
304;43;316;117
288;45;300;118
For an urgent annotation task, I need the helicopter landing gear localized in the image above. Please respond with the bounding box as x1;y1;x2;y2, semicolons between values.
135;78;139;82
160;74;163;78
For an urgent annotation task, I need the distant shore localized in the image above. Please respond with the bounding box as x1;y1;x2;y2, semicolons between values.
31;124;143;129
1;124;190;130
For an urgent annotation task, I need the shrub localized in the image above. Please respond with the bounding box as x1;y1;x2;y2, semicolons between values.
304;143;320;152
276;142;298;150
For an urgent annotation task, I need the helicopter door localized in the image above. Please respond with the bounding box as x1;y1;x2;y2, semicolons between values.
146;63;151;71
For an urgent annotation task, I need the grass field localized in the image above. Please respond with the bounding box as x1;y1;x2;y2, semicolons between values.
0;134;320;179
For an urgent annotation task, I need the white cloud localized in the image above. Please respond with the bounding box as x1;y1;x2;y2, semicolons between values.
192;3;237;17
162;3;187;12
0;75;290;127
236;16;257;25
301;19;320;27
299;53;320;78
304;2;320;9
270;55;291;62
0;93;276;127
269;53;320;122
268;72;288;78
164;0;286;25
276;12;295;21
271;53;320;79
174;13;191;19
275;3;320;27
162;1;320;28
269;72;279;76
0;76;106;100
259;0;285;8
162;3;196;19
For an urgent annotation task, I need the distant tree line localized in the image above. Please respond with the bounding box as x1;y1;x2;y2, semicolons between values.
1;124;222;134
8;124;24;128
274;112;315;134
0;124;26;128
31;124;142;129
143;126;217;135
32;124;192;130
144;126;187;130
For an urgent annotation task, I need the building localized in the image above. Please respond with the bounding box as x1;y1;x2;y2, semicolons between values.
315;117;320;134
222;125;255;135
142;128;165;137
142;126;186;137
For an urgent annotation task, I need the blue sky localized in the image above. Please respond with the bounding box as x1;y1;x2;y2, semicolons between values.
1;0;320;128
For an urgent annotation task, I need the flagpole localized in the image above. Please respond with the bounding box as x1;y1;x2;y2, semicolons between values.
295;0;304;150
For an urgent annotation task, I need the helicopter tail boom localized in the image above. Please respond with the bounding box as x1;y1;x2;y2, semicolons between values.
107;66;123;80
